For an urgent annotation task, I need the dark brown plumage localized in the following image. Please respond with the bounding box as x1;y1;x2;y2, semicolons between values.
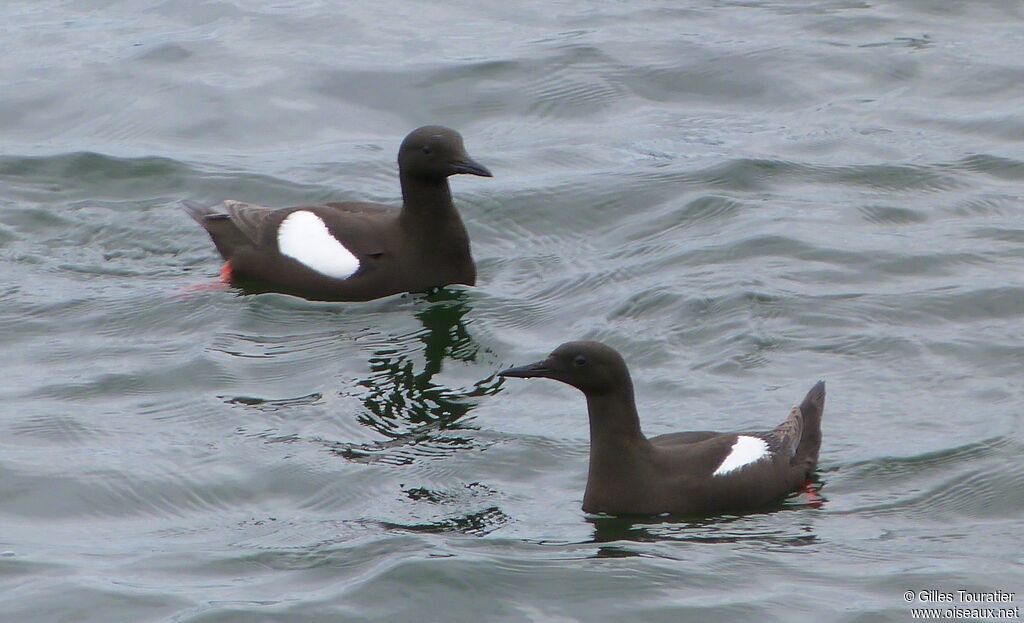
186;126;492;301
499;341;826;516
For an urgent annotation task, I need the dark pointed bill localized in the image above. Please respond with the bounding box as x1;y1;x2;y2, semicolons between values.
497;359;550;378
451;157;493;177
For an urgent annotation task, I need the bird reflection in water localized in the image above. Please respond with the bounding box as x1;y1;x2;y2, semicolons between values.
335;288;503;464
585;480;825;558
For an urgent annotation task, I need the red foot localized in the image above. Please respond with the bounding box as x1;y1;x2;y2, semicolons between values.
219;261;233;283
803;479;823;508
177;261;233;298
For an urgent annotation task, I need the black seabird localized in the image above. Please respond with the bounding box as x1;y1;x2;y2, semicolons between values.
499;341;826;516
186;126;491;301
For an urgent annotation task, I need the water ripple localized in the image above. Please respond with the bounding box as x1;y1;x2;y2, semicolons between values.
3;0;1024;620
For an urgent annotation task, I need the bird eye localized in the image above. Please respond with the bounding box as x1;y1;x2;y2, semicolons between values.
573;355;587;366
422;145;432;155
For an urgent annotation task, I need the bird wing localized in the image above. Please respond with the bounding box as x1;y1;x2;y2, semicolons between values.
661;434;745;477
769;405;803;463
224;200;393;260
657;430;796;478
302;203;392;259
222;200;277;246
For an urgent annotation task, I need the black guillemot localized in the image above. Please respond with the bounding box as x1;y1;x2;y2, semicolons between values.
499;341;826;516
186;126;491;301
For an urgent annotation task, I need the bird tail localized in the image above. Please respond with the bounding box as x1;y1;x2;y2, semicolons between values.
183;200;248;260
795;381;826;469
183;200;218;225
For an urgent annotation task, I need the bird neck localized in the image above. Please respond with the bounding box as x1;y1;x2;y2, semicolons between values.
583;382;653;511
399;174;457;222
584;382;647;449
397;174;472;279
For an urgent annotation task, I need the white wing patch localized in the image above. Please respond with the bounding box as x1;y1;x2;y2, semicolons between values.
713;435;769;477
277;211;360;279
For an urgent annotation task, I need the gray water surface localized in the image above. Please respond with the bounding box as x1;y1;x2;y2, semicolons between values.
2;1;1023;621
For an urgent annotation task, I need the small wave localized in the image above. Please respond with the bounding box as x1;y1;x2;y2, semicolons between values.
838;437;1024;519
